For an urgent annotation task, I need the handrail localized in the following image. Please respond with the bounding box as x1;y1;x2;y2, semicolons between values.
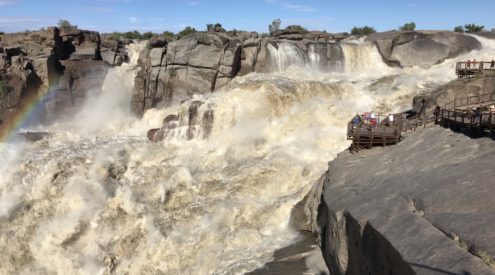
438;108;495;135
455;61;495;78
443;92;495;110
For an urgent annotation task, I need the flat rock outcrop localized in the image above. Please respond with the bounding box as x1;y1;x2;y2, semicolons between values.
367;31;481;68
316;126;495;274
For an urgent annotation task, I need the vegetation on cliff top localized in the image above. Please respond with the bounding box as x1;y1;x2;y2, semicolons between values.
57;19;78;32
351;26;376;35
399;22;416;31
454;24;485;33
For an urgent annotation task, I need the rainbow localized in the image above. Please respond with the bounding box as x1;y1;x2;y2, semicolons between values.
0;84;55;149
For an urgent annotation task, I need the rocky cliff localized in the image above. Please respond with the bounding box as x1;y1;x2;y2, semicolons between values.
0;28;127;128
291;75;495;274
313;126;495;274
132;30;483;117
1;28;486;128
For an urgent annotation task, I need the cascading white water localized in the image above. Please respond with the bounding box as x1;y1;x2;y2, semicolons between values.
267;42;307;72
2;35;495;274
308;43;344;72
341;41;392;75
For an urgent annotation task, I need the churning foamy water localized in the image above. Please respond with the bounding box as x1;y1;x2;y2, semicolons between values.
2;36;495;274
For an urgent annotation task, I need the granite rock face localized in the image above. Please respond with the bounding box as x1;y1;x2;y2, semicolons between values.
367;31;481;68
316;126;495;274
413;76;495;114
133;30;482;117
0;28;125;129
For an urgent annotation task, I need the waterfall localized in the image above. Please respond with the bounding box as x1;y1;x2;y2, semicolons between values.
3;35;495;275
308;43;344;72
48;42;148;136
341;42;391;74
266;42;307;72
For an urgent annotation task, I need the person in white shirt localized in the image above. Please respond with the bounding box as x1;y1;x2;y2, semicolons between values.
388;114;394;127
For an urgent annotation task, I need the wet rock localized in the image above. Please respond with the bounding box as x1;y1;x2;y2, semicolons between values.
15;131;50;142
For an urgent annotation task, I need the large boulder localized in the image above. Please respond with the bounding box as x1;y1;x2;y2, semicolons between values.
367;31;482;68
317;126;495;274
131;32;243;116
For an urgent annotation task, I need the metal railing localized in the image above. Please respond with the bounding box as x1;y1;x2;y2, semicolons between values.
456;61;495;78
444;92;495;110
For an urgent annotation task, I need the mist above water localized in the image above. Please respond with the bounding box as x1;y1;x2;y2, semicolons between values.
1;36;495;274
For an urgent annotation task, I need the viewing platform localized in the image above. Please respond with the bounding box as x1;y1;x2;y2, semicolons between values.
456;61;495;78
347;91;495;152
347;113;436;152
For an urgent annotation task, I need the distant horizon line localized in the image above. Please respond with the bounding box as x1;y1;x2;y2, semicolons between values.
2;24;494;35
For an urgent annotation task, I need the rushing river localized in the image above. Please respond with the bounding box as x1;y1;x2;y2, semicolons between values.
1;36;495;274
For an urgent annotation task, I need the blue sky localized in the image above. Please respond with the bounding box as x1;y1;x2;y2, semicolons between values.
0;0;494;33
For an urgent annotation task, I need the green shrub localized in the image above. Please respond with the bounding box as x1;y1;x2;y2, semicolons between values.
177;26;197;37
454;26;465;32
57;19;78;31
351;26;376;35
464;24;484;33
141;31;154;40
399;22;416;31
162;31;176;42
286;25;308;34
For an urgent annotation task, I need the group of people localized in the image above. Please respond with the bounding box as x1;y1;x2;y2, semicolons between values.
465;59;495;69
351;111;395;128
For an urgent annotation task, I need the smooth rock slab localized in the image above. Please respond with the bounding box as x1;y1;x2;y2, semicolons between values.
320;126;495;274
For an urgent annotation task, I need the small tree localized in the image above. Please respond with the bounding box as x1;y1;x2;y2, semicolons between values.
177;26;197;37
123;30;142;39
162;31;176;42
454;26;465;33
206;24;214;32
464;24;484;33
351;26;376;35
57;19;78;31
399;22;416;31
142;31;154;40
269;18;281;34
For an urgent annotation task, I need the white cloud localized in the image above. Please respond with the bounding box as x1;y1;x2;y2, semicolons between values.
129;16;138;23
283;2;315;12
188;1;198;6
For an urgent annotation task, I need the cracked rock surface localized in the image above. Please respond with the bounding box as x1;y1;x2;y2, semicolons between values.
319;126;495;274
